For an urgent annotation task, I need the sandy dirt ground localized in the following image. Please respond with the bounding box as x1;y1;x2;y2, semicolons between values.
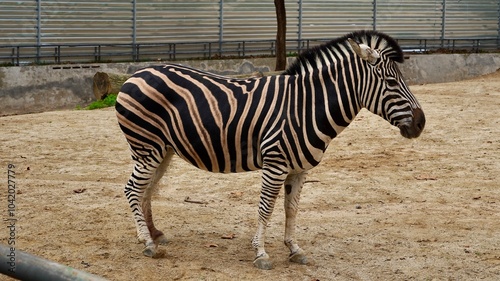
0;71;499;281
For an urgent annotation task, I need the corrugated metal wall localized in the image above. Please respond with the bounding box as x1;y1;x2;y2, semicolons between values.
375;1;443;38
299;0;373;38
40;1;132;44
136;1;219;43
1;0;499;64
1;0;38;45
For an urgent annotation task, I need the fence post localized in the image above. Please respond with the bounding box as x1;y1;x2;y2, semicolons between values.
219;0;224;56
497;1;500;48
441;0;446;48
297;0;303;51
15;47;20;66
132;0;137;61
372;0;377;31
55;46;60;64
36;0;41;64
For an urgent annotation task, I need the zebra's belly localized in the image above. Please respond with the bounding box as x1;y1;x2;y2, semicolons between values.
167;136;264;174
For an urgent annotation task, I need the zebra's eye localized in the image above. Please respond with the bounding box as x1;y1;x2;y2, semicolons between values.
386;78;399;87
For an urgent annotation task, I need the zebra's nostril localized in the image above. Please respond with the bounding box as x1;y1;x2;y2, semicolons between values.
413;107;426;132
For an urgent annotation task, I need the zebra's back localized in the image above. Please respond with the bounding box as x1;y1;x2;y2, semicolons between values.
115;64;289;173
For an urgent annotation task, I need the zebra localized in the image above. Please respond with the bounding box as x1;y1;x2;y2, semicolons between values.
115;30;425;270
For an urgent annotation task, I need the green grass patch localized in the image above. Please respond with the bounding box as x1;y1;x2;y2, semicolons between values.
83;94;118;110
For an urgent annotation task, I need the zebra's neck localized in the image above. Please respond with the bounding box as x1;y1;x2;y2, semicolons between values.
245;68;364;169
288;61;363;139
269;64;363;171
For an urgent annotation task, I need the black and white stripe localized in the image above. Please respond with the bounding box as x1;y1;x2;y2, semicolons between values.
115;30;425;269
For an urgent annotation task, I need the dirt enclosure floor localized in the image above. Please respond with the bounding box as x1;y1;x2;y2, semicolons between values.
1;71;499;280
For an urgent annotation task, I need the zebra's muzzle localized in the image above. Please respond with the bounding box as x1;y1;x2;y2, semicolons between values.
399;107;425;139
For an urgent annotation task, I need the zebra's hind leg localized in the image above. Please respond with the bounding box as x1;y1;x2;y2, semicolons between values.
124;164;156;257
283;172;309;265
125;148;174;258
142;148;175;247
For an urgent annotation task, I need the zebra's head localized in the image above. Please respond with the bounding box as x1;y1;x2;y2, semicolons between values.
284;31;425;139
346;31;425;139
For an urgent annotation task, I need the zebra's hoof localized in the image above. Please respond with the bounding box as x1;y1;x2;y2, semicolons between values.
289;249;308;265
154;234;168;245
253;256;273;270
142;245;156;258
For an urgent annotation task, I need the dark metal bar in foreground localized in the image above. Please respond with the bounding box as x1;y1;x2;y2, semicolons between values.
0;244;108;281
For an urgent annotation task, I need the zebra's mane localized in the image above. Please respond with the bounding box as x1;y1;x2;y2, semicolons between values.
283;30;404;75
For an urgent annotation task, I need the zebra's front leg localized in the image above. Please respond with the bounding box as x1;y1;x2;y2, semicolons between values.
252;165;288;270
284;172;308;265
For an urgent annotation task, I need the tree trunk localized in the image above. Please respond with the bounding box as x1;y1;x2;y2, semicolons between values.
92;72;129;100
274;0;287;71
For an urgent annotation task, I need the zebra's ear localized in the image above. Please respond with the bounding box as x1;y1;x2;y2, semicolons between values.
347;38;380;64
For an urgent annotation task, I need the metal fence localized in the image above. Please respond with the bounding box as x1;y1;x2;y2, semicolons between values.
1;0;499;65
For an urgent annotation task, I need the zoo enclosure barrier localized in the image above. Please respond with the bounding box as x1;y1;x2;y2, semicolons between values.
1;0;499;65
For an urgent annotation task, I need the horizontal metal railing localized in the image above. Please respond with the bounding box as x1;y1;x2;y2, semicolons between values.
1;37;499;66
2;1;499;66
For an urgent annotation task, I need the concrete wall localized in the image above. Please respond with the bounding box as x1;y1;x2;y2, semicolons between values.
1;54;499;116
0;58;275;116
402;53;500;85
